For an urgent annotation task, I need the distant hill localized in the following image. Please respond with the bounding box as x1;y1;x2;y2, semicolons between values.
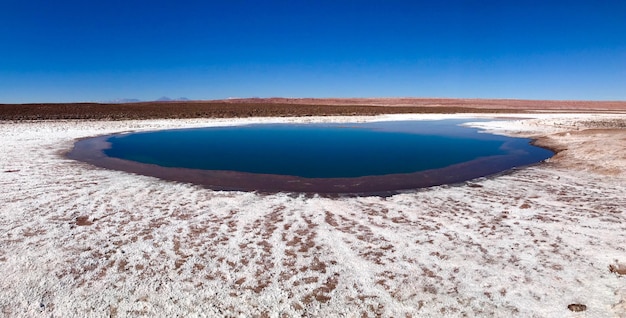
105;97;191;103
104;98;142;104
215;97;626;110
156;97;190;102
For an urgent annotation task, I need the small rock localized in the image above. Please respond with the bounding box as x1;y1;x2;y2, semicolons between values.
75;216;93;226
568;304;587;312
609;262;626;275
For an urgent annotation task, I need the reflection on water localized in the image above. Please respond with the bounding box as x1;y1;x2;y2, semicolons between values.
103;120;553;179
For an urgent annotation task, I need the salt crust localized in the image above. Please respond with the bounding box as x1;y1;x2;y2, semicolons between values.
1;113;625;317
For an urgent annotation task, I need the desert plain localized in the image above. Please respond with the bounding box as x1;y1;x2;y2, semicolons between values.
1;98;625;317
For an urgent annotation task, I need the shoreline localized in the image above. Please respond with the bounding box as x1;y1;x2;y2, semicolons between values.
65;118;552;195
1;112;625;316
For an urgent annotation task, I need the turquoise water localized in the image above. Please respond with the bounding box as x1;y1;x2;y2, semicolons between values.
103;120;553;179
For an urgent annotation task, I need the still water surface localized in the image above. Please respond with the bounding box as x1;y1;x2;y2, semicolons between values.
103;120;552;179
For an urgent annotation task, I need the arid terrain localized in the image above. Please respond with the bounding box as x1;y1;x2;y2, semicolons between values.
2;97;625;121
0;100;506;121
222;97;626;111
0;99;625;317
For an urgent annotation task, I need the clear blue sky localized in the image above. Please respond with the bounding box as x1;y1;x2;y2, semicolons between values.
1;0;624;103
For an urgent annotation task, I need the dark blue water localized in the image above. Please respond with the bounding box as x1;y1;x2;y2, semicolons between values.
103;120;553;178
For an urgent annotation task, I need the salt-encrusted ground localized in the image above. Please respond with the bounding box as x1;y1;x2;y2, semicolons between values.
0;114;625;317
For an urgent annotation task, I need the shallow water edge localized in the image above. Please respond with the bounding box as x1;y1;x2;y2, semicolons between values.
67;120;553;195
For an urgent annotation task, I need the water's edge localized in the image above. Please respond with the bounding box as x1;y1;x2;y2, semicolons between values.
66;120;553;195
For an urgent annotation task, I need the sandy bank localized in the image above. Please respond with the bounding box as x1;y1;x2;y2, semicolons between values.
0;113;625;317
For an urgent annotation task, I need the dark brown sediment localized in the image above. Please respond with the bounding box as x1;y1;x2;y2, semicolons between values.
3;98;625;121
0;101;505;121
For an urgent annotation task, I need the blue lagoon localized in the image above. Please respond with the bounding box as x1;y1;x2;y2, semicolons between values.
68;120;553;194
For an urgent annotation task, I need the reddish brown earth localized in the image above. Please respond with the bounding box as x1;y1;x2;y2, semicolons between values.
2;98;624;121
222;97;626;111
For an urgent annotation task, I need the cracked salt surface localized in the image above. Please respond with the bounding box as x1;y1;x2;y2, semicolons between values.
1;113;625;317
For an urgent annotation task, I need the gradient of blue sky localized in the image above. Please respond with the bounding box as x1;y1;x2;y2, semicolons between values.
1;0;624;103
